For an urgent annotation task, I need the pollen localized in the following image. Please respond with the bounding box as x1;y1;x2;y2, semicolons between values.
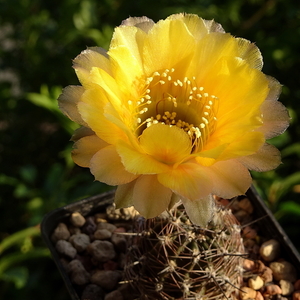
134;68;219;152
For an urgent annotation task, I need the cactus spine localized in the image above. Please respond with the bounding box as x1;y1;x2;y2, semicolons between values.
125;202;245;300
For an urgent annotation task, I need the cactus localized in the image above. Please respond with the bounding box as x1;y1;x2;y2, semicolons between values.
124;202;245;300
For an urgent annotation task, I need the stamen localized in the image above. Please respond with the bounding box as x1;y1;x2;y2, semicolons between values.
135;68;219;153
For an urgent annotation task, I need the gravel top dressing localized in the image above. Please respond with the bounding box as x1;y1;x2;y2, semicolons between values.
46;193;300;300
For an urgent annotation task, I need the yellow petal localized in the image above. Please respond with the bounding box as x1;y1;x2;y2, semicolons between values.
116;140;170;174
73;47;112;87
236;38;263;70
157;162;213;200
110;25;146;67
188;33;236;79
132;175;172;218
259;100;290;139
78;89;128;145
266;76;282;101
88;67;123;107
90;145;138;185
142;17;196;75
216;131;265;161
115;180;136;208
203;19;225;33
139;123;191;165
168;193;181;210
206;160;252;198
58;85;87;126
72;134;109;167
109;45;144;98
121;16;155;32
71;126;94;142
168;14;209;39
206;58;268;129
181;194;215;227
237;143;281;172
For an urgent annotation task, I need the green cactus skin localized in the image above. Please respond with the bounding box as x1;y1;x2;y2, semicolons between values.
124;203;245;300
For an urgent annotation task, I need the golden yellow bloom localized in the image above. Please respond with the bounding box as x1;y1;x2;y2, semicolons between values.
58;14;289;226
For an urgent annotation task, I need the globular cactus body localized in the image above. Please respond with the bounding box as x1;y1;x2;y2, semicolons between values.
125;203;245;300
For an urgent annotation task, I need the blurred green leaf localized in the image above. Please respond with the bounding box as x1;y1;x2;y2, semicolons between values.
275;200;300;221
26;85;79;134
0;227;40;255
0;175;19;186
281;142;300;158
0;248;50;275
19;165;37;184
1;267;29;289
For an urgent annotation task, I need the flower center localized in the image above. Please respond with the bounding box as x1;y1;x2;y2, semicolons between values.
132;69;219;153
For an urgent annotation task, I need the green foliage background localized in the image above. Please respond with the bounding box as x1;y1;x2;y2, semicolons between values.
0;0;299;299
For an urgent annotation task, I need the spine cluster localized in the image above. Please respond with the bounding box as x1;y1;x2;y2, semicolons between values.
125;203;245;300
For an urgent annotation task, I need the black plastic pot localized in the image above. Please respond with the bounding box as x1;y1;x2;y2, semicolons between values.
41;187;300;300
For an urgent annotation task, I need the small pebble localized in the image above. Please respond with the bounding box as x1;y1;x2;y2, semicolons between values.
68;226;81;235
242;226;257;239
69;233;90;252
81;284;105;300
97;222;117;232
217;198;230;207
259;239;281;262
55;240;77;258
234;210;249;223
111;233;127;252
229;199;241;212
94;212;108;221
270;261;297;282
76;255;94;271
243;239;256;251
260;266;273;283
255;291;264;300
238;198;254;214
263;284;282;296
87;240;116;262
243;259;256;271
91;270;121;290
94;229;112;240
118;283;136;299
82;216;97;235
280;280;294;296
295;280;300;290
293;291;300;300
70;212;86;227
103;260;119;271
254;260;266;273
239;286;257;300
68;259;90;285
248;275;264;290
104;289;123;300
51;223;70;242
114;227;126;233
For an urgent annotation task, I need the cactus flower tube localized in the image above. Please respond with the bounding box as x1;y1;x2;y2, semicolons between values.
58;14;289;226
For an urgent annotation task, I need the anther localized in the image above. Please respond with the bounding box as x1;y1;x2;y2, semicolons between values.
202;117;209;124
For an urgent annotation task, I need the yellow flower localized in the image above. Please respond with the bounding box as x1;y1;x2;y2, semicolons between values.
58;14;289;226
